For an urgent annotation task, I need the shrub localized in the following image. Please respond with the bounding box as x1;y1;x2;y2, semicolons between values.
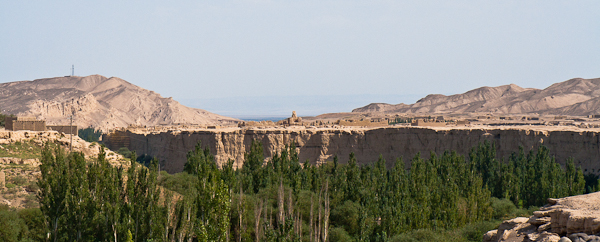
25;182;39;193
329;227;353;242
460;221;499;242
0;206;29;242
136;154;154;167
157;171;198;196
10;175;28;186
117;147;132;158
390;229;448;242
330;200;361;236
17;208;45;241
22;195;38;208
491;197;517;219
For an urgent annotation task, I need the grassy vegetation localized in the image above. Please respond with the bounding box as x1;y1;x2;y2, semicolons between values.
0;140;44;160
0;140;53;211
0;140;61;160
387;222;497;242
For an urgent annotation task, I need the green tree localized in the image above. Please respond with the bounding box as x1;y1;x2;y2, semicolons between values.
0;205;30;242
37;143;70;242
241;140;265;194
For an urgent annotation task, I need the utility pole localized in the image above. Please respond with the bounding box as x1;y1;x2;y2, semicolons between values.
71;65;74;76
70;115;73;152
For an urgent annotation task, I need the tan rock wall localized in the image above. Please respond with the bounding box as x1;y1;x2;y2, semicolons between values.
116;127;600;174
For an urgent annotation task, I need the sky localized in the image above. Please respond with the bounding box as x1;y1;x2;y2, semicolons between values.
1;1;599;116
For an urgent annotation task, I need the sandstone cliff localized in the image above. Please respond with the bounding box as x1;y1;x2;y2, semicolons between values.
104;126;600;174
353;77;600;116
0;75;239;131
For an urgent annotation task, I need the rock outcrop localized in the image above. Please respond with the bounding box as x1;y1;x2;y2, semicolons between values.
0;75;239;131
352;77;600;116
484;192;600;242
0;130;128;166
104;126;600;174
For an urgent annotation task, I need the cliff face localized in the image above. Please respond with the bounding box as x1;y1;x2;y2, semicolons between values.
105;127;600;174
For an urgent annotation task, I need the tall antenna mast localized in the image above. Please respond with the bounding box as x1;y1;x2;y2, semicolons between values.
71;65;74;76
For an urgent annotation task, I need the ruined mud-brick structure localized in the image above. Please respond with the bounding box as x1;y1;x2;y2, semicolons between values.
278;111;303;127
46;126;78;136
336;118;388;127
411;119;447;127
5;117;46;131
456;120;471;126
5;117;78;135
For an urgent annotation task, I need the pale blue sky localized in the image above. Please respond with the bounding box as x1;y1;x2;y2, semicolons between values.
1;1;599;116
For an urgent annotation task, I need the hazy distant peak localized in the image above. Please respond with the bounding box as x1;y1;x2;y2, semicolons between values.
352;77;600;115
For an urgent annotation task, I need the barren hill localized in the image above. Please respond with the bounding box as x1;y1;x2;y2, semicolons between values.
353;77;600;116
0;75;239;131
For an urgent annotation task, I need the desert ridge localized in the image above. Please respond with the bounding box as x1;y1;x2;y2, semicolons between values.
0;75;239;132
352;77;600;116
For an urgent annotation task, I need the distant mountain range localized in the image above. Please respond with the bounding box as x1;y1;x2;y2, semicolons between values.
0;75;238;131
352;77;600;116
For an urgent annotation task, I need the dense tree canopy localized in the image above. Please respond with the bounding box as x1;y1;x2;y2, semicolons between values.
14;140;586;241
77;127;102;143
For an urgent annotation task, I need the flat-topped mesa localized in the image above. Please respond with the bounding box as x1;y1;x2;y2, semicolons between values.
103;125;600;174
484;192;600;242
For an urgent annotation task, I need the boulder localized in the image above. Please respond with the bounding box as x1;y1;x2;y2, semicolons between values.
484;192;600;242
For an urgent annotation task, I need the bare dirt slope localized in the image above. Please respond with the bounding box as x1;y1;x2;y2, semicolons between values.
353;77;600;115
0;75;239;131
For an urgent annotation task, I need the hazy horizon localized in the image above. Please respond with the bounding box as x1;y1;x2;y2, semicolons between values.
180;93;426;117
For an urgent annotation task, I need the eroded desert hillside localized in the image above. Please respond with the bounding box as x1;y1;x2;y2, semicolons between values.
353;77;600;116
0;75;239;131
